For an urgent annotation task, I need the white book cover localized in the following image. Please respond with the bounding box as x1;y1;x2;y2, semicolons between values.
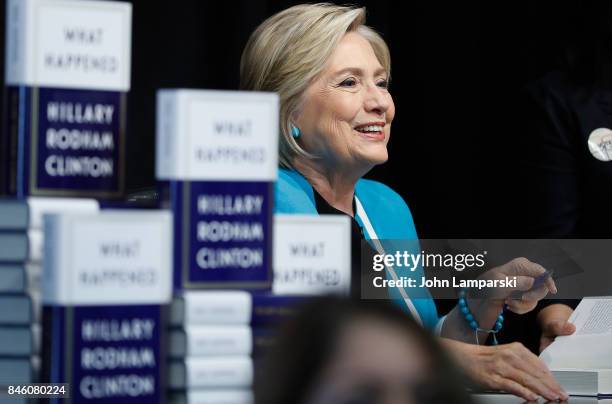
41;210;173;403
42;210;172;305
5;0;132;90
156;89;278;181
273;214;351;295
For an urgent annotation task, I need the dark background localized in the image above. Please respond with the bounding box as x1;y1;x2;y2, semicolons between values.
0;0;598;237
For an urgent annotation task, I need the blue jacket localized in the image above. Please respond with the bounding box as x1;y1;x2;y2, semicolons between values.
274;168;440;330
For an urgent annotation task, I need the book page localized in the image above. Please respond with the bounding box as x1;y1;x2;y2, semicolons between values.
541;297;612;369
571;298;612;336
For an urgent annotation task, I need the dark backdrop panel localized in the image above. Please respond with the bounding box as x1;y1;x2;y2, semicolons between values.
0;0;590;237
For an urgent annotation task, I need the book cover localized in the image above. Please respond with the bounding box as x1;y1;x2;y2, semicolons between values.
273;214;351;295
2;0;131;198
41;210;172;403
169;180;273;290
155;90;278;290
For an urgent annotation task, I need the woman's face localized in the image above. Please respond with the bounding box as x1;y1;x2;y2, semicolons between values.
305;318;431;404
295;32;395;172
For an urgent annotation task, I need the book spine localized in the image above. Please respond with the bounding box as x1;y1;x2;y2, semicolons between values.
173;291;252;326
42;214;62;304
0;357;37;385
251;294;304;327
155;90;179;182
169;389;254;404
0;264;27;293
170;357;253;389
252;327;278;359
0;295;33;325
0;325;40;356
5;0;31;196
169;326;252;358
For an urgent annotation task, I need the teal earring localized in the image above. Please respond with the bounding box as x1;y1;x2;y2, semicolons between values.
291;125;301;139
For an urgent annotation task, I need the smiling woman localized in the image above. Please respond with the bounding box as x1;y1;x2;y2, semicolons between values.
240;3;567;401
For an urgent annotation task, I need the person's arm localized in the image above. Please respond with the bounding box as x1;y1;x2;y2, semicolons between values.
440;338;568;402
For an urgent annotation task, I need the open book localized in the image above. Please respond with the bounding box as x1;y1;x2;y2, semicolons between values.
540;297;612;397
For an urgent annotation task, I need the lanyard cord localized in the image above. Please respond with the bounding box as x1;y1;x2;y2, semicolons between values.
354;196;423;326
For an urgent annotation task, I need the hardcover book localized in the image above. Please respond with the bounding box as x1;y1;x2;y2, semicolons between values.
169;325;252;358
0;357;40;385
41;210;172;403
168;357;253;389
0;294;38;325
168;389;253;404
170;291;305;327
0;197;99;230
0;325;40;356
156;90;278;290
2;0;132;198
273;214;351;295
541;297;612;397
0;263;40;293
0;230;42;263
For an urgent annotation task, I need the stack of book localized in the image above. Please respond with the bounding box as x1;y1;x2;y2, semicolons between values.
41;210;172;403
167;291;307;404
0;197;99;388
156;89;279;403
2;0;132;199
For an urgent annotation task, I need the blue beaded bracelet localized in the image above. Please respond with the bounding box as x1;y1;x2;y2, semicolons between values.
458;289;504;345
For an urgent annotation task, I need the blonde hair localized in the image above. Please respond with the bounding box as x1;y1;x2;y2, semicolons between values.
240;3;391;169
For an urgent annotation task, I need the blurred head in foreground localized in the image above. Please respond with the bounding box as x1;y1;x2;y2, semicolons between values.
255;297;473;404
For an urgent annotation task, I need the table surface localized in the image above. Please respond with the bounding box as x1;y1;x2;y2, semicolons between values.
473;394;612;403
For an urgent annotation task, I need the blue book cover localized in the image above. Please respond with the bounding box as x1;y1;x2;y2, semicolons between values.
156;90;279;290
2;0;132;198
41;210;172;404
170;180;273;290
250;293;306;327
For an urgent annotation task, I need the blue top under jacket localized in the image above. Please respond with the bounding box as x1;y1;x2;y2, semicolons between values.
274;168;440;330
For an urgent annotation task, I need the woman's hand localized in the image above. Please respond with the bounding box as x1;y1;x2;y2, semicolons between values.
476;257;558;314
537;304;575;353
441;257;558;343
441;338;569;402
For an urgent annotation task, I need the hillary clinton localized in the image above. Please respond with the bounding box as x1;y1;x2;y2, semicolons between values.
241;3;568;401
